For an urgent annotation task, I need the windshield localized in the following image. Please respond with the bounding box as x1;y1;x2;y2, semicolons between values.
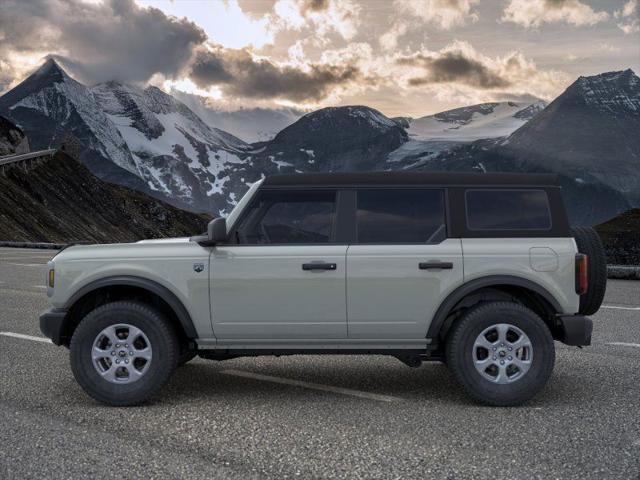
225;179;264;232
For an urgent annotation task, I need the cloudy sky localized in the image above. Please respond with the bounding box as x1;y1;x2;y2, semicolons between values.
1;0;638;117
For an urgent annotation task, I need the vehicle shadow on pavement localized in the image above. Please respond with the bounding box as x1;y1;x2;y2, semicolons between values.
159;359;488;406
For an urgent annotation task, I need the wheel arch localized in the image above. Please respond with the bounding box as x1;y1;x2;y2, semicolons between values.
61;276;197;346
427;275;562;342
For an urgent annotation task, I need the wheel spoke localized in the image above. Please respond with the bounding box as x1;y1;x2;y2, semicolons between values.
125;365;144;381
473;335;495;351
102;325;119;346
496;324;510;344
133;347;152;361
512;357;532;374
509;336;532;351
92;346;110;361
126;325;143;343
495;364;509;383
99;364;118;382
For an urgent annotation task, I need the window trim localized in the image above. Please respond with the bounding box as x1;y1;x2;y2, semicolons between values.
224;188;343;246
353;188;448;245
464;188;553;232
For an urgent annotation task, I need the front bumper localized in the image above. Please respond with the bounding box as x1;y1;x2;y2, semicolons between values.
39;308;69;346
556;314;593;346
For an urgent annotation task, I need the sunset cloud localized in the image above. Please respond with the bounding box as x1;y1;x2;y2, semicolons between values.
394;41;568;102
272;0;361;41
396;0;479;30
189;46;362;102
0;0;205;85
615;0;639;34
502;0;609;28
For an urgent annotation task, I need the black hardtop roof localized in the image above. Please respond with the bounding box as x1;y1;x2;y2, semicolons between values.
262;171;560;187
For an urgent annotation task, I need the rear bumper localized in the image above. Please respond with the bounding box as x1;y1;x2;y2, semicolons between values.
39;308;69;346
556;314;593;346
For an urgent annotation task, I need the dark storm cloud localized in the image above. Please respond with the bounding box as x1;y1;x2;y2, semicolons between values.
190;48;361;102
397;51;511;89
0;0;206;84
303;0;330;12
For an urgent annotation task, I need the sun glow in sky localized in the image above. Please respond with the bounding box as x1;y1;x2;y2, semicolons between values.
1;0;638;117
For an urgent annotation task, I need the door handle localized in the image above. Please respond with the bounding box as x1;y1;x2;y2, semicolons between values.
302;262;337;271
419;261;453;270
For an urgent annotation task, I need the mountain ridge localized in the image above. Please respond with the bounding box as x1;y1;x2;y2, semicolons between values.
0;60;637;225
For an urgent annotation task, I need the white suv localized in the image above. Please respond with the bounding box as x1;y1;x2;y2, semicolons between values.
40;172;606;406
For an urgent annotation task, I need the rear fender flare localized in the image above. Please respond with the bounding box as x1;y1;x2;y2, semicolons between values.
426;275;562;340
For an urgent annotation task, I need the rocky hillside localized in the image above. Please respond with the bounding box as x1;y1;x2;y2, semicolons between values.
0;150;208;243
503;69;640;204
404;70;640;226
0;116;29;156
595;209;640;265
1;60;638;226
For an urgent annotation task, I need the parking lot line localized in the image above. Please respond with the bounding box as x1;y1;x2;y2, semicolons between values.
605;342;640;348
601;305;640;311
221;369;402;403
0;332;51;343
8;263;46;267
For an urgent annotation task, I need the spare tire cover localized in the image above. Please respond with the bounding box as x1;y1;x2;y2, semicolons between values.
571;226;607;316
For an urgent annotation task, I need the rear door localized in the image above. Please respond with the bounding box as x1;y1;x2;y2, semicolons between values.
210;189;348;340
346;188;463;339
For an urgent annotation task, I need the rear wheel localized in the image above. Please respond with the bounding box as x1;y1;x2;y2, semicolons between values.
446;302;555;406
70;301;179;406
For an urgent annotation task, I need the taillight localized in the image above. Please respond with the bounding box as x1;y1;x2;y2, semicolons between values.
575;254;588;295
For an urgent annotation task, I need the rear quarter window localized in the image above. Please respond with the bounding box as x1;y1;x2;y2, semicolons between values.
465;189;552;231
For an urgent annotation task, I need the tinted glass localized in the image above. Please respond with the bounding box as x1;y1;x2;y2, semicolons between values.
356;189;446;243
235;190;336;244
466;189;551;230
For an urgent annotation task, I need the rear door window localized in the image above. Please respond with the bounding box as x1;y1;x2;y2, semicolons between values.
465;189;552;231
356;189;446;243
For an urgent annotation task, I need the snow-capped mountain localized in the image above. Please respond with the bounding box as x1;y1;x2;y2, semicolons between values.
251;106;408;172
1;59;637;225
0;59;137;176
90;81;252;213
405;101;546;142
502;69;640;203
0;59;256;214
407;69;640;225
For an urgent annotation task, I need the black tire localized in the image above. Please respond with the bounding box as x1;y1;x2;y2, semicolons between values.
571;226;607;316
178;349;197;367
70;301;179;406
446;302;555;407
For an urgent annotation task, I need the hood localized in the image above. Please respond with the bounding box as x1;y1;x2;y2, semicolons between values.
136;237;191;244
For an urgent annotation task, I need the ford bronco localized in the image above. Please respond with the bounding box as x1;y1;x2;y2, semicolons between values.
39;172;606;406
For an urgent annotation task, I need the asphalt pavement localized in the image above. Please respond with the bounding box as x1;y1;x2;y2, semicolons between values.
0;247;639;479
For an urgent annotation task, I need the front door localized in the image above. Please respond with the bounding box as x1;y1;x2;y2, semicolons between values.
210;189;348;340
346;188;464;339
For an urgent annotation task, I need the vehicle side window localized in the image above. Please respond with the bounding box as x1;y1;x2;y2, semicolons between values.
465;189;552;230
356;189;446;243
234;190;337;244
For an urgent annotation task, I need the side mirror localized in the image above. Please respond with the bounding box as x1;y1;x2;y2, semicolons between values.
207;217;227;244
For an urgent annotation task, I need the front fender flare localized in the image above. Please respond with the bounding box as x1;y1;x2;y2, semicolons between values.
64;275;197;338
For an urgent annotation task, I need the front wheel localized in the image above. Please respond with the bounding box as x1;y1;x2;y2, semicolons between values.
70;301;179;406
446;302;555;406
